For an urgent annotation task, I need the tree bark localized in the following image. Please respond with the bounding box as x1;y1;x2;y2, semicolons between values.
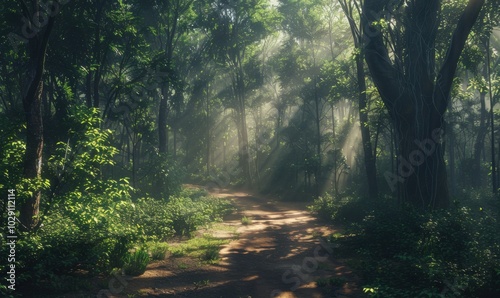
233;63;252;186
356;55;379;200
472;67;488;187
20;2;55;230
486;36;497;194
363;0;485;209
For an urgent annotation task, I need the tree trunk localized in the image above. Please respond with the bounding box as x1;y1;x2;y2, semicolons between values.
472;71;487;188
339;0;379;199
206;85;210;176
234;65;252;186
86;72;92;107
237;102;252;185
92;0;106;109
363;0;484;209
20;7;55;231
313;76;322;192
487;36;497;194
448;123;457;196
396;124;449;209
159;84;170;153
356;55;379;199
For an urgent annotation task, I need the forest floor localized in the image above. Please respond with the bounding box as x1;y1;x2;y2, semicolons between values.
102;188;366;298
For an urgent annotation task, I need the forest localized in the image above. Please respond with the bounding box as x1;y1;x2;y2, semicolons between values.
1;0;500;297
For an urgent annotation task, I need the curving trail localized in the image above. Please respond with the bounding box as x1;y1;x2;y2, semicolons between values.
119;189;365;298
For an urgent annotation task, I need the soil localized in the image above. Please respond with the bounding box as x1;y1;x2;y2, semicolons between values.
99;188;366;298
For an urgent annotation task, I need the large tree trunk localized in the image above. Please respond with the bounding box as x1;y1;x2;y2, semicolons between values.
395;120;449;209
363;0;485;209
20;4;55;230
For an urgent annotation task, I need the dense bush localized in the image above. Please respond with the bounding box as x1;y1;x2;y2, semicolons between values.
0;107;139;295
308;192;378;223
127;197;175;241
166;194;234;236
313;196;500;297
138;152;184;200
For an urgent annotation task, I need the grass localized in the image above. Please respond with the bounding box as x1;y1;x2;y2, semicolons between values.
149;243;170;260
201;246;220;263
241;216;253;225
168;234;229;263
123;249;150;276
140;214;237;268
311;230;323;238
193;279;210;288
316;276;346;288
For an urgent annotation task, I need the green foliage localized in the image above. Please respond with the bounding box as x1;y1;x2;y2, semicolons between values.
308;193;373;223
126;197;175;241
201;246;220;263
321;200;500;298
120;189;233;240
193;279;210;288
149;244;170;261
0;106;139;293
123;249;150;276
241;216;253;225
0;120;25;189
168;234;229;262
316;276;346;288
139;152;184;200
166;195;234;236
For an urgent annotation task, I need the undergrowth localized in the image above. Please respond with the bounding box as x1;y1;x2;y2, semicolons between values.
310;192;500;297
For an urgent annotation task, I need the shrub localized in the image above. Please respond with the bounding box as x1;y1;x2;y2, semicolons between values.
166;195;233;236
166;196;207;236
139;153;184;200
241;216;252;225
150;244;169;260
123;249;150;276
128;197;175;241
308;193;376;223
0;106;139;293
201;246;220;263
329;203;500;298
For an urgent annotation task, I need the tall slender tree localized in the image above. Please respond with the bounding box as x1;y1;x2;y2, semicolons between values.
338;0;379;200
18;0;55;230
202;0;277;185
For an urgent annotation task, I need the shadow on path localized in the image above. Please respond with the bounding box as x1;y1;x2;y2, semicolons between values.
120;189;365;298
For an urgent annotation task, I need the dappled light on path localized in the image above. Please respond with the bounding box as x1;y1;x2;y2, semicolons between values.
120;189;364;298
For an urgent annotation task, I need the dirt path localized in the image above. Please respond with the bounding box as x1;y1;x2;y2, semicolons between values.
118;189;365;298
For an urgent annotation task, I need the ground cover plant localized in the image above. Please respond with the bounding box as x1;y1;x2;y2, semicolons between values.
310;192;500;297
